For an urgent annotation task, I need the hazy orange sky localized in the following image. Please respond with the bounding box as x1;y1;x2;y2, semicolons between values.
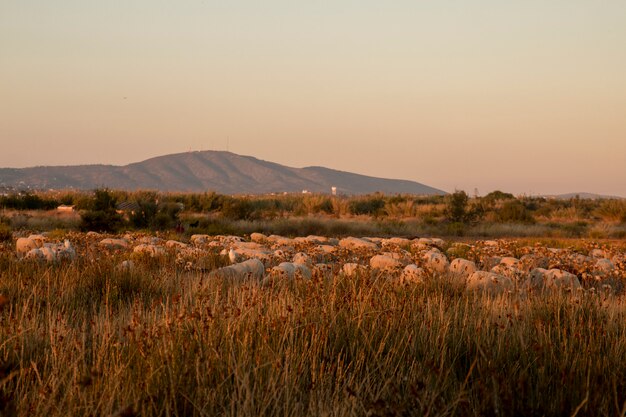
1;1;625;196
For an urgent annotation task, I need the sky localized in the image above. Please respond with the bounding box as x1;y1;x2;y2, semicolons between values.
1;1;625;196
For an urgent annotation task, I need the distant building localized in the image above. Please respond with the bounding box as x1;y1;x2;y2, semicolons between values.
331;186;337;196
56;205;75;212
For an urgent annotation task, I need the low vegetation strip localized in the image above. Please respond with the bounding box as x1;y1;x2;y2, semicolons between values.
0;231;625;416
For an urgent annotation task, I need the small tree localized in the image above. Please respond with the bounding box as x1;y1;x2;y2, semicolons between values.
80;189;123;232
445;191;470;223
444;191;483;234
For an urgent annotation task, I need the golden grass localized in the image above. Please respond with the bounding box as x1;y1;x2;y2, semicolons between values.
1;251;626;416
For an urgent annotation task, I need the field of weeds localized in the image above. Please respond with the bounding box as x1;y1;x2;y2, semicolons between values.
1;232;626;416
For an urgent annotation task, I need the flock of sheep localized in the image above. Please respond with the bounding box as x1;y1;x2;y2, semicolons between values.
11;231;626;295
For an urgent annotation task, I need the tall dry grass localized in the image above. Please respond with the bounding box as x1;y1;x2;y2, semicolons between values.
1;252;626;416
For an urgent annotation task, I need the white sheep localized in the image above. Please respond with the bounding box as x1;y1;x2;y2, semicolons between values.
399;264;426;284
271;262;312;280
16;234;45;257
466;271;514;295
422;250;449;274
527;268;581;292
339;237;378;251
209;258;265;281
369;254;402;271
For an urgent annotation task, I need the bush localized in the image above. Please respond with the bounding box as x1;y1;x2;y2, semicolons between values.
595;199;626;223
0;223;12;242
0;193;59;210
348;196;385;216
495;200;535;223
79;189;124;232
483;190;515;203
221;198;260;221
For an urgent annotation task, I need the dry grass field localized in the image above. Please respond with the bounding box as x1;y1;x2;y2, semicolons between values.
1;229;626;416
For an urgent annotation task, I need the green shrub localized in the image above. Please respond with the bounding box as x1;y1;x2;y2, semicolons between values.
348;196;385;216
444;191;484;224
495;200;535;223
0;223;12;242
595;199;626;222
79;189;124;232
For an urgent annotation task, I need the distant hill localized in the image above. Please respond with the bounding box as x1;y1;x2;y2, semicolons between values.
0;151;446;195
544;192;624;200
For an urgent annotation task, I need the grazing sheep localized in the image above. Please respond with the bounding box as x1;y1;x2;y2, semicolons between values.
527;268;581;292
250;232;268;243
519;254;550;272
139;237;161;245
589;249;607;259
499;257;520;268
466;271;514;295
271;262;312;280
165;240;188;249
316;245;337;254
491;263;523;281
313;263;332;278
382;237;412;247
594;259;616;276
399;264;426;284
267;235;296;246
116;260;135;272
99;238;129;250
339;237;378;251
133;244;165;257
342;263;367;277
304;235;332;245
292;252;312;266
422;250;449;274
369;254;402;271
209;259;265;281
25;240;76;263
417;238;445;248
449;258;477;277
16;234;45;257
229;247;272;262
190;234;211;245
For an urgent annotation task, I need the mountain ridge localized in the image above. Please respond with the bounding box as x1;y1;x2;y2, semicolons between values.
0;151;446;195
